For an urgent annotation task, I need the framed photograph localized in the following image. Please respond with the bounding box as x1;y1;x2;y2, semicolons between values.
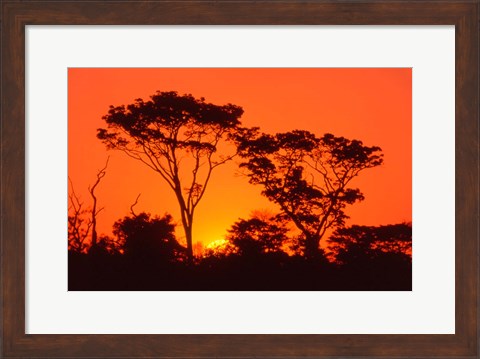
1;1;478;358
66;66;412;292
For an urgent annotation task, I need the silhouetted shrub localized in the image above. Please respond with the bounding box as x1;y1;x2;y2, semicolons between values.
113;212;187;263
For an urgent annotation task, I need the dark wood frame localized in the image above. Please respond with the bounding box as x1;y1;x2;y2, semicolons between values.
1;1;478;358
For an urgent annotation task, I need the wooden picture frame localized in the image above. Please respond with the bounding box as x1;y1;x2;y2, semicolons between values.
1;1;478;357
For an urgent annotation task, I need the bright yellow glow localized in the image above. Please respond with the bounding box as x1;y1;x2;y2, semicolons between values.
206;239;228;250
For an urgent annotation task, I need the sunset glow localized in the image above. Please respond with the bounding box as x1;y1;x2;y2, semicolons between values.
206;239;229;250
68;68;412;249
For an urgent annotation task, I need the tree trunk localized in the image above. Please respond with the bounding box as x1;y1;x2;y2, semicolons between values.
304;235;321;260
184;224;194;264
91;226;97;248
174;186;195;264
91;201;97;249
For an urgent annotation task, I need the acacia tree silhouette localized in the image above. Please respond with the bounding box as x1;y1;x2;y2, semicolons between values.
236;129;383;259
97;91;244;263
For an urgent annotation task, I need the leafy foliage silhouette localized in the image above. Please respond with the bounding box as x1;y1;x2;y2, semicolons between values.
69;214;411;290
113;212;187;263
225;215;289;256
235;129;383;259
327;222;412;265
97;91;244;262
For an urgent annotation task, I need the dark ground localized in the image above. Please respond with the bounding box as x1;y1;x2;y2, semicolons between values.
68;251;412;291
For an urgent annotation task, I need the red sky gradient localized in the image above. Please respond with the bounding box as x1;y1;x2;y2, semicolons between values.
68;68;412;248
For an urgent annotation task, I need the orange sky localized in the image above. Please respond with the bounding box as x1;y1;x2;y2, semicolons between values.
68;68;411;248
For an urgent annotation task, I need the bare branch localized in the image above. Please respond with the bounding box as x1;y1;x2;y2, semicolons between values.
88;157;109;248
130;193;141;217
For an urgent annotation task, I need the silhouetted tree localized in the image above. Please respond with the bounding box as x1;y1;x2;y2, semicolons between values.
327;222;412;265
68;178;91;253
226;215;289;256
97;91;244;263
236;129;383;259
68;159;109;253
88;158;109;251
113;212;187;263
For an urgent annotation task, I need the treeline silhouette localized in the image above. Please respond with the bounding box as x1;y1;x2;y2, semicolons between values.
69;90;411;291
69;213;411;290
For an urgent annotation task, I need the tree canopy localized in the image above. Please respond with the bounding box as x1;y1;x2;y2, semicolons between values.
327;222;412;265
113;212;186;263
225;215;289;256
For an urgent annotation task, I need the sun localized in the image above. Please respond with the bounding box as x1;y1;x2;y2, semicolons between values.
206;238;229;250
203;238;236;257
